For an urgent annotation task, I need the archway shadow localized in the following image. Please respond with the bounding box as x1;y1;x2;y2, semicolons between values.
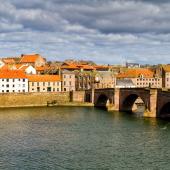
122;94;146;116
159;102;170;119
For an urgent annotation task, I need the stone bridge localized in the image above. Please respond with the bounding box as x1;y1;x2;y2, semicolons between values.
85;88;170;118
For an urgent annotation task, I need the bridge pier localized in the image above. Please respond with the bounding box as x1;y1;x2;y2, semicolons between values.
144;89;158;118
106;88;120;111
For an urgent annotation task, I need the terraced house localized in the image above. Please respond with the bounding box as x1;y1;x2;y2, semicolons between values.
0;70;28;93
27;75;61;92
117;68;162;88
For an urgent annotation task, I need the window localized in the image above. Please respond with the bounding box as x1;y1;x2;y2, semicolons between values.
53;88;55;92
13;90;15;92
13;79;15;82
37;87;40;92
48;82;50;86
53;82;55;86
70;75;72;79
18;79;20;81
6;84;9;88
64;88;66;91
37;82;39;86
23;90;25;92
57;88;59;91
13;85;15;87
6;90;9;93
23;79;25;82
47;87;51;92
64;75;66;78
23;84;25;87
43;82;45;86
69;81;72;86
2;79;4;81
6;79;9;82
64;81;66;86
32;82;34;86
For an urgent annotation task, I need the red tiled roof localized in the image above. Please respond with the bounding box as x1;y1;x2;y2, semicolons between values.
0;70;27;78
35;65;49;71
20;54;42;63
117;68;154;78
3;58;15;64
61;63;79;69
77;64;95;70
27;75;61;82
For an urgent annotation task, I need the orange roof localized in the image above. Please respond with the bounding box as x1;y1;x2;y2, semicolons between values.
61;63;79;70
27;75;61;82
0;70;27;79
77;64;95;70
35;65;49;71
20;54;43;63
1;65;11;70
117;68;154;78
162;65;170;72
15;64;25;69
3;58;15;64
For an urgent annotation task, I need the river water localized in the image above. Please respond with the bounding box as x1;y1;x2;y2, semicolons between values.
0;107;170;170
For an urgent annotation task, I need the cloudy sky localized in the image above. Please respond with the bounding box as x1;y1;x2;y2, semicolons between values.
0;0;170;64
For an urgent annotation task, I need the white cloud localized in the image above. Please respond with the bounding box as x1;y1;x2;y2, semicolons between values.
0;0;169;64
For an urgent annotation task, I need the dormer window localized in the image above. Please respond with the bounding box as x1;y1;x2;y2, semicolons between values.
139;74;144;78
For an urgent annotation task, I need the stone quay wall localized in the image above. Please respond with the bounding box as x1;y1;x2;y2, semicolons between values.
0;92;70;108
71;91;85;102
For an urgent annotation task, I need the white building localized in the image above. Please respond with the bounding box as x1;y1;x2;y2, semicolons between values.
0;70;28;93
16;64;37;74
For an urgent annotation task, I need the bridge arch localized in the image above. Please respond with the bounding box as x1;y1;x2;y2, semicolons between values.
121;93;147;113
159;102;170;118
95;94;112;108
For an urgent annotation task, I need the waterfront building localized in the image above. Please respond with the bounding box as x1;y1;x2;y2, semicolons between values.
95;71;116;89
162;65;170;89
75;71;94;90
0;70;28;93
27;75;61;92
117;68;162;88
20;54;46;67
61;71;76;91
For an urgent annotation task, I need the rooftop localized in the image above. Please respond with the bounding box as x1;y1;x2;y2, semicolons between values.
27;75;61;82
0;70;27;79
20;54;43;63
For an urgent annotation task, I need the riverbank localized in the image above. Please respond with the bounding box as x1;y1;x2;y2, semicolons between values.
0;102;94;109
0;91;88;108
0;92;90;108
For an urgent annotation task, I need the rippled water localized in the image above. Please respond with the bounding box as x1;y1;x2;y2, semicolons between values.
0;107;170;170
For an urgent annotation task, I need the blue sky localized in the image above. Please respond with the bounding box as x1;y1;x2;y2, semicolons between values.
0;0;170;64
